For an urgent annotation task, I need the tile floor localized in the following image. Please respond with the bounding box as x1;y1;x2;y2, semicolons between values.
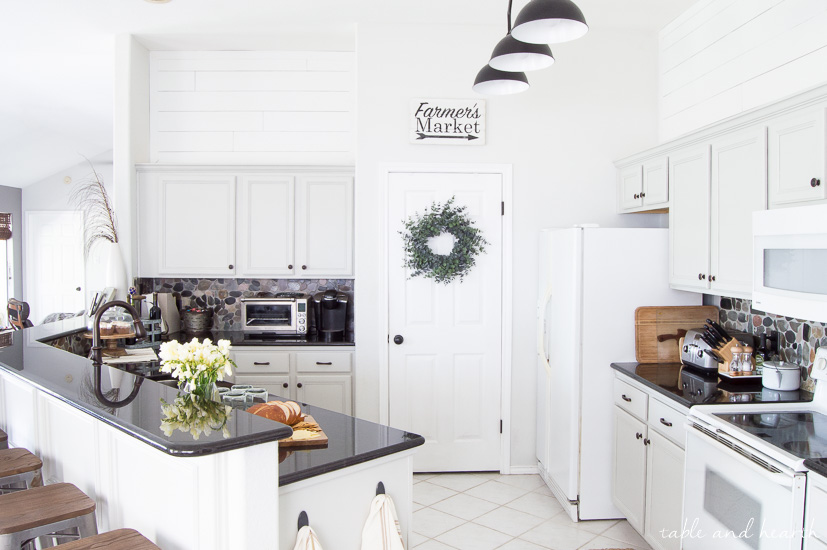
411;473;653;550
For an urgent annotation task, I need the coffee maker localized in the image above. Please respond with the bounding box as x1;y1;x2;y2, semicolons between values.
313;290;349;342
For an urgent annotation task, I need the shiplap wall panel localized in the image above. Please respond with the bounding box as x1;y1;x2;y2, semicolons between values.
150;51;355;164
659;0;827;139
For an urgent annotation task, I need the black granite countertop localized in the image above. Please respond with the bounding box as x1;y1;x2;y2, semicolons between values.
0;318;424;485
611;362;815;408
167;330;355;347
805;459;827;479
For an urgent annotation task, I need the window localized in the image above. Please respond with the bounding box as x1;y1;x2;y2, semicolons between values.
0;213;13;328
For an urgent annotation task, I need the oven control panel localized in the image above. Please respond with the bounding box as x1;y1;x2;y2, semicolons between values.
814;347;827;381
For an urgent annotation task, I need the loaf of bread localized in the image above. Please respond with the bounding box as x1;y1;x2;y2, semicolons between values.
248;400;303;426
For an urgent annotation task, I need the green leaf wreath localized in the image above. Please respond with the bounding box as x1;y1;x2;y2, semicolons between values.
400;197;489;284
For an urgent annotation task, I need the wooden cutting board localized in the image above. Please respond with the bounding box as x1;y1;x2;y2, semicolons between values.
278;415;328;448
635;306;719;363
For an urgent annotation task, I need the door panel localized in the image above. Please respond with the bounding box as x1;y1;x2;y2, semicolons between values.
296;175;353;276
237;175;294;276
388;170;503;472
669;146;711;290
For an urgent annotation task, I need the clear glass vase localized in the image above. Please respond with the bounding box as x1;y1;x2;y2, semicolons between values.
182;378;219;401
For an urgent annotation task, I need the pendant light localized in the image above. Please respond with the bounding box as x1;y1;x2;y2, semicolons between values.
511;0;589;45
472;65;530;95
488;0;554;72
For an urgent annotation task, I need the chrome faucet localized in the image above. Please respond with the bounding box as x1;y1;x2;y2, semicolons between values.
90;300;148;368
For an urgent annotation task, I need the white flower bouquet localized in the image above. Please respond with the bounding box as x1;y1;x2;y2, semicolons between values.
160;393;232;440
158;338;236;397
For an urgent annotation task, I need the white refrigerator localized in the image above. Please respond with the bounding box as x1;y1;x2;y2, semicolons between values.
536;227;699;521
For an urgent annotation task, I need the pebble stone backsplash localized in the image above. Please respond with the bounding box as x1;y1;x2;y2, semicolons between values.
136;278;354;334
717;296;822;391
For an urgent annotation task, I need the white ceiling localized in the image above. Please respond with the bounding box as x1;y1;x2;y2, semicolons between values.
0;0;697;188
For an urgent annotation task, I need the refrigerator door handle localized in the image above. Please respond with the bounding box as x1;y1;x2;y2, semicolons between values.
538;286;553;375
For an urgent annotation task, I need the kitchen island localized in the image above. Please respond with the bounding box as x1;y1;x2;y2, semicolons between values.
0;317;423;549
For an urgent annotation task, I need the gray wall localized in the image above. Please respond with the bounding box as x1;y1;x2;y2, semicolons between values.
0;185;23;299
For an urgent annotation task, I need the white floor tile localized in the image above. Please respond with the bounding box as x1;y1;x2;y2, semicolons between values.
600;521;651;549
436;522;513;550
414;481;459;506
506;491;564;519
410;531;429;547
519;520;598;550
415;540;457;550
412;507;467;539
427;473;490;492
497;539;549;550
531;483;553;497
431;493;501;521
415;473;438;482
473;472;505;480
413;501;425;512
473;506;546;537
496;475;546;491
465;480;531;505
543;514;618;535
578;534;651;550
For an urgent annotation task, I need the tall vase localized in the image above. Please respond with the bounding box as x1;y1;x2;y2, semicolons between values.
100;241;128;301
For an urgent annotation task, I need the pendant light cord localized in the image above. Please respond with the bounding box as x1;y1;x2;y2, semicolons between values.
506;0;513;33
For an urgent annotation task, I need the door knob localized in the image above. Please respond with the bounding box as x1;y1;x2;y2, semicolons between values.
228;264;234;270
302;265;307;270
282;383;288;388
288;264;293;270
75;287;81;291
297;383;303;388
811;178;821;188
393;335;404;345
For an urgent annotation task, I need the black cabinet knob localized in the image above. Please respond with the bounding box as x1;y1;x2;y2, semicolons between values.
229;264;234;269
633;193;639;199
698;273;702;280
288;264;293;270
302;265;307;270
698;273;706;280
621;394;632;402
76;287;82;291
811;178;821;188
660;418;673;427
297;382;303;388
644;438;651;446
636;432;643;440
710;275;716;282
282;382;288;388
640;192;646;198
393;335;404;345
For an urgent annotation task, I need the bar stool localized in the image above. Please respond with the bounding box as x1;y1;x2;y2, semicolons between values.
0;449;42;494
49;528;160;550
0;429;7;450
0;483;97;550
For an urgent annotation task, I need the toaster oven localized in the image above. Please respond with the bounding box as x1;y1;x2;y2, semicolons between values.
240;294;309;335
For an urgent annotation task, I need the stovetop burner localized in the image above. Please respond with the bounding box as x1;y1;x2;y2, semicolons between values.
783;440;827;459
713;410;827;460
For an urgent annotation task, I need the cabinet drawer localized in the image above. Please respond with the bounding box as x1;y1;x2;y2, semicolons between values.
647;398;687;448
296;351;352;373
614;379;648;420
231;350;290;374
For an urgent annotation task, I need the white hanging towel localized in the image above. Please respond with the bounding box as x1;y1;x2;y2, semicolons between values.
360;494;405;550
293;526;325;550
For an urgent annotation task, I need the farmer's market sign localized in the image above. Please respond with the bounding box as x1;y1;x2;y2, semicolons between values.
410;99;485;145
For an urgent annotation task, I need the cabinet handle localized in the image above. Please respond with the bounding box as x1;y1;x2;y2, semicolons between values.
644;438;651;446
288;264;293;270
640;192;645;198
297;382;303;388
253;362;270;366
316;361;333;365
229;264;234;270
635;432;643;440
302;265;307;270
811;178;821;188
621;394;632;402
698;273;706;280
633;193;639;199
660;418;673;427
710;275;716;282
283;382;289;388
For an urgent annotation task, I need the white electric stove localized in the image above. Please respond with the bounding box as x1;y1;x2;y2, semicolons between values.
682;347;827;550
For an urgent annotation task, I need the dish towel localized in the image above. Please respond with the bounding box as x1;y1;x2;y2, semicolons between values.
360;494;405;550
293;526;324;550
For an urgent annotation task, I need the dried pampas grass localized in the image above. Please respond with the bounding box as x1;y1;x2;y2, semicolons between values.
70;159;119;256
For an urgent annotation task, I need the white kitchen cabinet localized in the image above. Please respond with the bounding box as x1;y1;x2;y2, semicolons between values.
612;374;689;550
228;347;353;414
236;175;295;277
709;128;767;298
146;173;237;276
768;108;826;208
669;146;710;292
613;407;647;533
295;175;354;277
617;156;669;213
805;472;827;550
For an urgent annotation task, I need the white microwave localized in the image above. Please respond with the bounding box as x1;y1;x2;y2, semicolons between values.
753;204;827;323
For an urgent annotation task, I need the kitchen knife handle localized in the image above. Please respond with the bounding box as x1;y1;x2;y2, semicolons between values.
622;395;632;402
660;418;673;427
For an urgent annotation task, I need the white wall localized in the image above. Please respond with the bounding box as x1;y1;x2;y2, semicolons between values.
659;0;827;140
354;23;666;469
21;157;115;312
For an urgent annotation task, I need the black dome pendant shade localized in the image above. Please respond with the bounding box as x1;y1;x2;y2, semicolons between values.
511;0;589;45
489;34;554;72
472;65;529;95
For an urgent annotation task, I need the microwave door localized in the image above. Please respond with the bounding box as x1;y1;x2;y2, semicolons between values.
245;304;293;329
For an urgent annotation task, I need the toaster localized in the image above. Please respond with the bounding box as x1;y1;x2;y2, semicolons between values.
680;328;721;372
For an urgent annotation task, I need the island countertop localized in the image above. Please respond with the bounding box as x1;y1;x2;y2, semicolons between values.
0;317;423;481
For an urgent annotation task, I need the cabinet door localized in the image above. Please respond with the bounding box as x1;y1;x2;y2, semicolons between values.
710;128;766;298
296;375;352;415
233;374;292;401
643;157;669;207
612;407;647;533
295;175;354;277
158;174;236;276
619;165;643;211
768;108;826;208
645;430;685;550
237;175;295;277
669;146;711;291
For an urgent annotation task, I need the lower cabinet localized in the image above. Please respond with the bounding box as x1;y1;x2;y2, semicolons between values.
612;375;687;550
806;472;827;550
230;347;353;415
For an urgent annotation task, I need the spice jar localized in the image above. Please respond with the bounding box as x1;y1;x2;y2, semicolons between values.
730;345;743;372
742;346;754;373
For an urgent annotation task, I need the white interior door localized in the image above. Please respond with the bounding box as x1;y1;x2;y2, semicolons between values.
388;170;503;472
24;211;85;324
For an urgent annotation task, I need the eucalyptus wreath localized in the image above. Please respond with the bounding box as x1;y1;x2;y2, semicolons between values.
400;197;489;284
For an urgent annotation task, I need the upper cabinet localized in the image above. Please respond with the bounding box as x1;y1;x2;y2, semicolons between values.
668;146;710;292
137;167;354;279
768;108;826;208
617;156;669;213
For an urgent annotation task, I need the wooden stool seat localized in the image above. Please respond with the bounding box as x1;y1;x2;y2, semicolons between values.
0;483;95;534
0;449;42;478
52;528;161;550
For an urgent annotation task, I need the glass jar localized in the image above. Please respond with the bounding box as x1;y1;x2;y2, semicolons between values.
729;346;743;372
